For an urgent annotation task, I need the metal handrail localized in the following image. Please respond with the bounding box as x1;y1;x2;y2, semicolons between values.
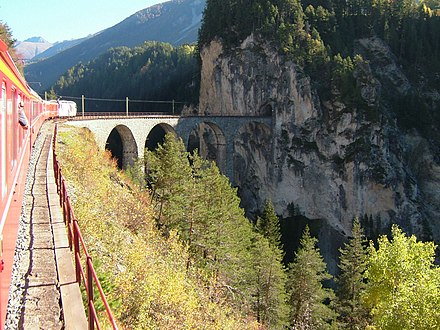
71;112;178;119
52;124;118;330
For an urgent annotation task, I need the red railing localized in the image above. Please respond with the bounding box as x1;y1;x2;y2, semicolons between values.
52;124;118;330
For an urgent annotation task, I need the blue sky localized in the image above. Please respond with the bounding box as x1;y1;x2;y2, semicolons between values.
1;0;163;43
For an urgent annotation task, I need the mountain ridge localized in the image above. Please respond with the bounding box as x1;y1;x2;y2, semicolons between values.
15;37;53;62
25;0;206;93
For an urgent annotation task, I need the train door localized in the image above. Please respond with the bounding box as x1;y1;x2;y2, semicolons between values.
1;82;6;199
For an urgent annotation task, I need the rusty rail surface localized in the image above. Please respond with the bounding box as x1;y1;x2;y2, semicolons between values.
52;124;118;330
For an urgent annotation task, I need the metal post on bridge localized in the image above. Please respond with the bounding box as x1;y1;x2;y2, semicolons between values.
126;97;129;117
82;95;85;118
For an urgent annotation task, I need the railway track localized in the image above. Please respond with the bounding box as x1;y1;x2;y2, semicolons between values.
6;122;86;329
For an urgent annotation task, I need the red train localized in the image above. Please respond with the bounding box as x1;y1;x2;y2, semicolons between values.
0;39;56;327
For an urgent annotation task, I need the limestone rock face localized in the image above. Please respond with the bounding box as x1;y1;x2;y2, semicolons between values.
198;36;440;257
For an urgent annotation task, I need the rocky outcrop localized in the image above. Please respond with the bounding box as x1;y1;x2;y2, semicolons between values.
198;35;440;268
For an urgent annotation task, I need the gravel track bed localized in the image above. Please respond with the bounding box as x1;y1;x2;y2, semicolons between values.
5;121;62;329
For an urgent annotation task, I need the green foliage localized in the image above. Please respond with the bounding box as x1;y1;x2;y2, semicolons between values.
0;21;16;49
364;225;440;330
46;88;58;100
145;133;290;327
199;0;330;73
256;200;283;249
0;21;23;74
54;42;200;112
336;218;371;329
286;226;337;329
198;0;440;132
80;259;122;328
56;126;259;329
249;234;289;329
144;133;194;232
330;53;356;101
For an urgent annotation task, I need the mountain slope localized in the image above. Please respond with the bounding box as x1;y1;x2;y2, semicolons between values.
31;37;90;62
15;37;53;62
25;0;205;93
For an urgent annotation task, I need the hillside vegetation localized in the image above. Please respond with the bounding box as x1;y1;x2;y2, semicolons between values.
56;125;261;329
53;42;200;112
199;0;440;80
57;125;440;329
25;0;205;93
0;22;24;74
198;0;440;138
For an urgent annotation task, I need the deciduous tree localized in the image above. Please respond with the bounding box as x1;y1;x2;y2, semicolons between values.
364;225;440;330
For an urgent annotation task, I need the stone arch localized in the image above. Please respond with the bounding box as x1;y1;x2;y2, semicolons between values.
233;122;272;216
188;122;227;173
145;123;176;151
105;125;138;169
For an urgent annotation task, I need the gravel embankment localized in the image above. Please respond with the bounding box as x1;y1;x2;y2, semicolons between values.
5;121;63;329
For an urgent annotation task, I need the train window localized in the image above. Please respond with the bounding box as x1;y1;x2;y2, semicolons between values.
11;89;17;169
1;82;6;198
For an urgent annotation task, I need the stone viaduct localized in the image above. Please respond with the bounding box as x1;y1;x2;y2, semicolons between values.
67;115;272;183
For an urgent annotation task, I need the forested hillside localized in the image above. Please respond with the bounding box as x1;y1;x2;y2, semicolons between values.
58;125;440;329
53;42;200;112
199;0;440;137
53;1;440;329
195;0;440;256
199;0;439;80
25;0;205;93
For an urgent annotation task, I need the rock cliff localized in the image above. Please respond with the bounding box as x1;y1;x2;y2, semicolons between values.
197;35;440;268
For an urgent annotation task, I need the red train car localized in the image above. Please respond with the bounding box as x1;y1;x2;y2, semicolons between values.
0;39;53;327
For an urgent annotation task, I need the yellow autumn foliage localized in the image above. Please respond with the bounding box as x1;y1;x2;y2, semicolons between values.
56;125;260;330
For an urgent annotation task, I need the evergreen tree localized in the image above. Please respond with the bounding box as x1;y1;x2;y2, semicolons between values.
335;217;371;329
0;22;16;48
54;42;199;111
145;135;291;325
191;157;256;306
286;226;337;329
144;133;193;232
256;199;283;249
249;234;289;329
0;22;23;74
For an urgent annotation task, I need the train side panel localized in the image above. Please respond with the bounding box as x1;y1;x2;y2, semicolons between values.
0;39;53;328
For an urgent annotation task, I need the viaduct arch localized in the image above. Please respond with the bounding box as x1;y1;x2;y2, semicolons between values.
67;116;272;184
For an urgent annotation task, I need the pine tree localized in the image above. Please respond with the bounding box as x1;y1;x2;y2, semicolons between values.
249;234;289;329
335;217;371;329
286;226;337;329
192;159;256;305
144;133;193;233
256;199;283;249
0;22;23;73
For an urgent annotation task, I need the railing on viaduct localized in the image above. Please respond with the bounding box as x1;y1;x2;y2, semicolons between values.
58;94;184;115
52;124;118;330
67;112;180;120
